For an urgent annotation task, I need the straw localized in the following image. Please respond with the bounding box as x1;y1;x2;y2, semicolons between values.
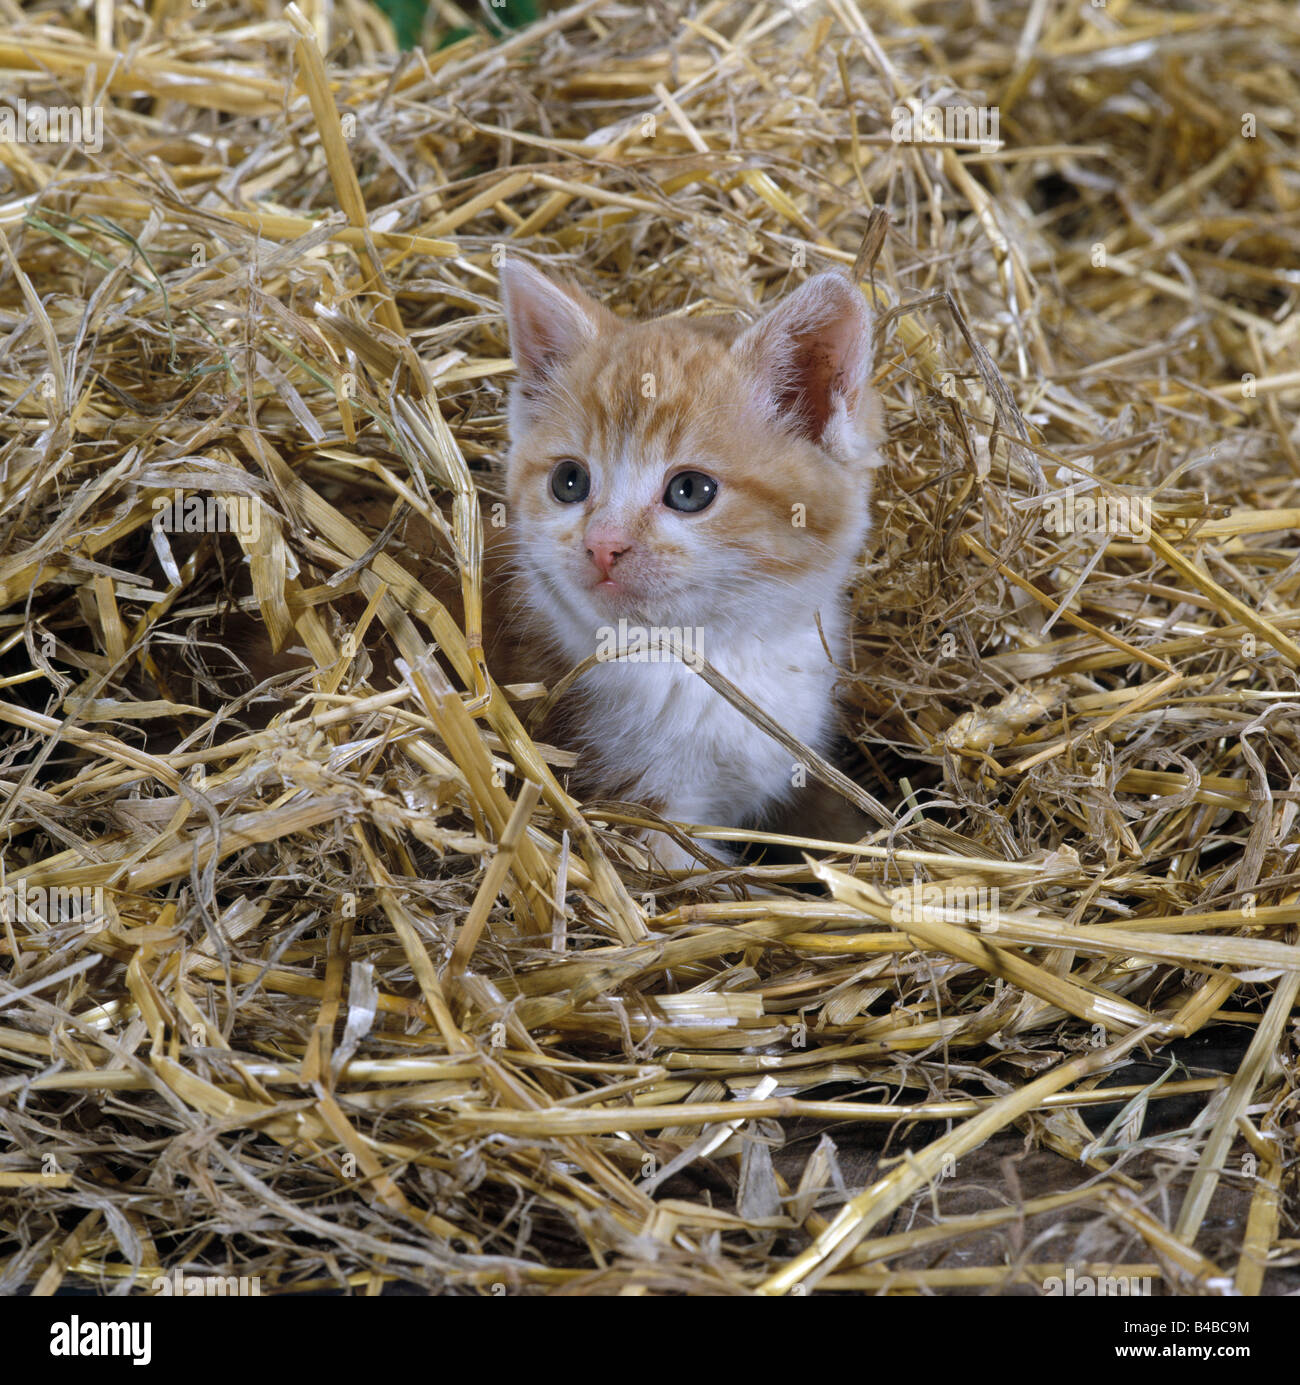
2;0;1298;1296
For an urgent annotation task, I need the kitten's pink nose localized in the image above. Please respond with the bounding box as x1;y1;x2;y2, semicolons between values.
586;531;631;580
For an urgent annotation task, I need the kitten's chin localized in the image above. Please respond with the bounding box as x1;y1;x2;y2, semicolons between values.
587;578;639;608
569;571;642;613
575;583;670;632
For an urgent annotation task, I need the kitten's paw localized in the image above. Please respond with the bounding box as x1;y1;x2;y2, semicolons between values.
642;830;730;877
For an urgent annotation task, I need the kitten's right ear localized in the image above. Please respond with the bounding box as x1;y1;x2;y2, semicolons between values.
500;260;609;396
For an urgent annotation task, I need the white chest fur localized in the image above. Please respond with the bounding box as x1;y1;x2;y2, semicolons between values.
562;611;844;830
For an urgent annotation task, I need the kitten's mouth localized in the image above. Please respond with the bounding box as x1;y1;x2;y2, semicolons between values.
581;564;654;606
590;574;632;598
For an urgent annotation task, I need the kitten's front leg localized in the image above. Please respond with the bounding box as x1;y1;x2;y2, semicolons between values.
640;827;730;876
639;827;799;901
628;788;735;876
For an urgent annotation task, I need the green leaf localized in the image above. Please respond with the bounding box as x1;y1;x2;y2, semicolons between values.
371;0;540;52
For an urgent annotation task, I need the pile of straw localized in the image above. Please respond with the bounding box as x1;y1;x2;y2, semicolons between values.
1;0;1297;1294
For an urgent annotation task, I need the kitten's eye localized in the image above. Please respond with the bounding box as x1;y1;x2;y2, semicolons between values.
663;471;718;513
549;460;590;504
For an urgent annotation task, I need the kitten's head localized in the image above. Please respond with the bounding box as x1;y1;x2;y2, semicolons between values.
500;261;881;644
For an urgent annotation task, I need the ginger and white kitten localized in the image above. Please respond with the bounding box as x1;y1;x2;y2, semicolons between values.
498;261;881;871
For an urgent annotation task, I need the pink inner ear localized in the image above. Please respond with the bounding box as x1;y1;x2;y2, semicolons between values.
776;339;844;441
740;274;872;450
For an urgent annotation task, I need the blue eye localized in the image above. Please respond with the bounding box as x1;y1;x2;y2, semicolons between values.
664;471;718;513
549;460;590;503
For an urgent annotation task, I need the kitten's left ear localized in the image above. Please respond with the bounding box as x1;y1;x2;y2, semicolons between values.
732;273;878;467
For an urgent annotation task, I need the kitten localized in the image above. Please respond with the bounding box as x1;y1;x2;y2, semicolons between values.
496;261;881;871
